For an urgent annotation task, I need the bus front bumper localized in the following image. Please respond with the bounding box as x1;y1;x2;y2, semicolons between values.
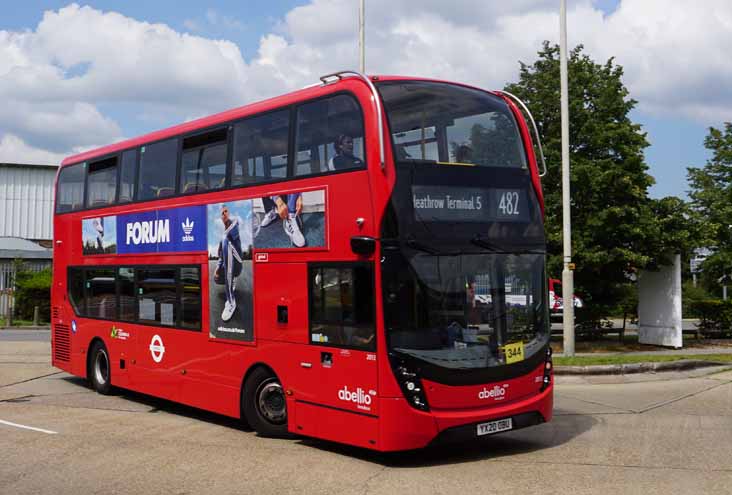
378;382;553;452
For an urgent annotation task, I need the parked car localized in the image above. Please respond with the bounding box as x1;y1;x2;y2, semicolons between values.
548;278;583;317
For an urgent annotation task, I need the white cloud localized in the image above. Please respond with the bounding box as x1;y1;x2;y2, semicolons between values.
0;3;259;160
0;134;67;165
1;0;731;165
580;0;732;122
268;0;732;124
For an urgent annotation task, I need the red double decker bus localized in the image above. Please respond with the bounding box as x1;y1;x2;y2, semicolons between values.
52;71;552;451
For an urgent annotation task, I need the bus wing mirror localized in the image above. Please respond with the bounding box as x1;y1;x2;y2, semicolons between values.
350;236;376;256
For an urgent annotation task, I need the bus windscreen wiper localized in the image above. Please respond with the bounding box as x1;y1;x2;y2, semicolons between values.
471;235;545;255
406;238;444;255
470;236;500;252
397;158;438;166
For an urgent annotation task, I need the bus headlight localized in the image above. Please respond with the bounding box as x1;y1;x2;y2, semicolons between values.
540;346;553;392
393;361;430;412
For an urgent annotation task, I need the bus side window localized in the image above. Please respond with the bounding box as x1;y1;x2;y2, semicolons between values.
85;268;117;320
136;267;178;326
180;128;228;194
179;266;201;330
68;267;85;315
56;162;86;213
118;149;137;203
309;264;374;351
118;267;136;321
137;138;178;201
231;110;290;186
86;156;117;208
294;94;365;177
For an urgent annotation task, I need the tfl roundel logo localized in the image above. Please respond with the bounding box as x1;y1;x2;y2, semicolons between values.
149;334;166;363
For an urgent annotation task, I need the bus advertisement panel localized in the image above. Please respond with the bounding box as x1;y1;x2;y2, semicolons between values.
207;200;254;341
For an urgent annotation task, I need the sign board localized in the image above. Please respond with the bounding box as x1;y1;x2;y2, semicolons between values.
638;254;682;348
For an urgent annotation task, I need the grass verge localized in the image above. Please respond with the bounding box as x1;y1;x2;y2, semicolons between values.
554;354;732;367
0;318;38;328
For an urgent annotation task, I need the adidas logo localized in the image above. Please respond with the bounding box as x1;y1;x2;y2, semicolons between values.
182;217;194;234
181;217;195;242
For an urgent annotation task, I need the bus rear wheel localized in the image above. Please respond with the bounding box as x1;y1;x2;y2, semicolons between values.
88;341;112;395
243;367;289;438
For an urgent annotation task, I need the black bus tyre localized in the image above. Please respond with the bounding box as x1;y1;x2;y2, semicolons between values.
243;367;290;438
88;340;113;395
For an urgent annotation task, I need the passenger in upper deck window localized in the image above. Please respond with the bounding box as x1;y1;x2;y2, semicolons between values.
455;143;473;164
328;134;363;170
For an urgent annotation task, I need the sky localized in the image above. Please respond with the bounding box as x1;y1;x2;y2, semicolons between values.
1;1;730;199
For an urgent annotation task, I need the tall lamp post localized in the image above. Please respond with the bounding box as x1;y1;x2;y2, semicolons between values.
359;0;365;73
560;0;575;356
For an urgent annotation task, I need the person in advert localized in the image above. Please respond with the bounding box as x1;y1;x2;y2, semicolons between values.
92;217;104;251
260;193;306;247
328;134;363;170
214;205;244;321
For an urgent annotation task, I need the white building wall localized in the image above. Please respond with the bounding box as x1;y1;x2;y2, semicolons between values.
0;164;57;241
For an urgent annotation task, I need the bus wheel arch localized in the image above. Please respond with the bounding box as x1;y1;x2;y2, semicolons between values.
87;338;113;395
241;364;290;438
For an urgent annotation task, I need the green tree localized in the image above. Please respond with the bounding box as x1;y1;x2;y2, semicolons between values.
687;123;732;288
505;42;694;316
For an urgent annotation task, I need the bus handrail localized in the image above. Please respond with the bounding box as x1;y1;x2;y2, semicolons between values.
495;90;547;178
320;70;385;171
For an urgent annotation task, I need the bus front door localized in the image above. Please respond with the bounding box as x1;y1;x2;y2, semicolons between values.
292;262;380;449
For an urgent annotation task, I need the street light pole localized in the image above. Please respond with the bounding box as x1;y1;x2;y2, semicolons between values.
359;0;365;73
560;0;575;356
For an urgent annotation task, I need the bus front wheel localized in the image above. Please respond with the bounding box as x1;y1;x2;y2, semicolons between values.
88;340;112;395
243;367;289;438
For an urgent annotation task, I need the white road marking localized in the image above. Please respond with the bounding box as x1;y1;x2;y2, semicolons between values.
0;419;57;435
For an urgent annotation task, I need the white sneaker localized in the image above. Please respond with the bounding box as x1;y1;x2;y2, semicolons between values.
260;208;278;228
221;300;236;322
284;213;306;247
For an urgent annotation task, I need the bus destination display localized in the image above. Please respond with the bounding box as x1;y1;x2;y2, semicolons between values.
412;185;529;223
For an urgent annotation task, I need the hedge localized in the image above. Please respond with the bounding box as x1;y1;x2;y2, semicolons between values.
13;266;52;322
689;299;732;337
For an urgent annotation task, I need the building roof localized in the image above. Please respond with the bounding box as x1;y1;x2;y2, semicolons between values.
0;237;53;259
0;162;58;170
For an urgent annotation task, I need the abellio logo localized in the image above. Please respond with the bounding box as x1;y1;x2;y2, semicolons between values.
338;386;372;410
181;217;195;242
478;384;509;400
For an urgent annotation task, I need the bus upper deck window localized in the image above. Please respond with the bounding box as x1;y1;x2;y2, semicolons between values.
86;156;117;207
56;162;86;213
180;128;228;194
138;139;178;201
231;110;290;186
295;94;365;177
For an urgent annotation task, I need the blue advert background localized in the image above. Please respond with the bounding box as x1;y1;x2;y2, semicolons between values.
117;205;207;254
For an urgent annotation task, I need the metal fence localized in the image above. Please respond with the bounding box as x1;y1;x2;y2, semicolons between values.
0;260;51;319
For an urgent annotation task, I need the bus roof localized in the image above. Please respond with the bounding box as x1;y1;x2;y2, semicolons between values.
59;74;499;168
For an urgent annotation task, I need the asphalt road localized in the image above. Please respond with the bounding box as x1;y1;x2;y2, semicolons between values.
0;329;50;342
1;337;731;494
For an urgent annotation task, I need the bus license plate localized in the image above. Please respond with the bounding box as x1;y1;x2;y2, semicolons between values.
477;418;513;436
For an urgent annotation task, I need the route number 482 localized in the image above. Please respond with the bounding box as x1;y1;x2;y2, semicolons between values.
498;191;520;215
